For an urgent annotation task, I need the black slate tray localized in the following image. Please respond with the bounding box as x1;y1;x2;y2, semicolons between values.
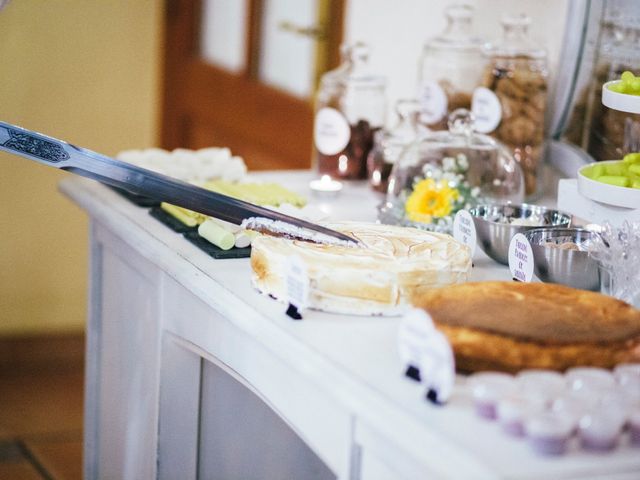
183;231;251;259
149;207;198;233
109;186;160;207
149;207;250;259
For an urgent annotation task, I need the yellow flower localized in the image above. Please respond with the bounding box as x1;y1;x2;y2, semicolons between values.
405;178;460;223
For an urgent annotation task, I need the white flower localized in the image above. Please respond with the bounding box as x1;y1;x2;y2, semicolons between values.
471;186;481;197
442;171;457;182
422;163;435;176
457;154;469;170
442;156;456;172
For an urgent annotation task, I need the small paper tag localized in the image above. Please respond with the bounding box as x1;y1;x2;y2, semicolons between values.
313;107;351;155
509;233;534;282
398;309;455;403
398;309;434;374
419;81;448;125
453;210;477;258
472;87;502;133
418;331;455;404
285;255;310;311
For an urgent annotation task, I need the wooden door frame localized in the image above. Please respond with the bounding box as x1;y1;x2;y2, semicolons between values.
160;0;345;169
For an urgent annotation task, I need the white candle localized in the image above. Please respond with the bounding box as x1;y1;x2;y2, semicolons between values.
309;174;342;196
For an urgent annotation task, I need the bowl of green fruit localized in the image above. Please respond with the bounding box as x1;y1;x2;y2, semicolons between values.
602;71;640;114
578;153;640;209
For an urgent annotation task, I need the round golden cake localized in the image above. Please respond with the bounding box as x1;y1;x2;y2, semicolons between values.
250;222;472;316
412;281;640;372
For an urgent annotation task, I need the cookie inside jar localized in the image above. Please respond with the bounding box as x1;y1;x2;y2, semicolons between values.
475;14;548;200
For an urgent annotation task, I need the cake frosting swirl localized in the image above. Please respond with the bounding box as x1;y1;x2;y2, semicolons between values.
250;221;472;316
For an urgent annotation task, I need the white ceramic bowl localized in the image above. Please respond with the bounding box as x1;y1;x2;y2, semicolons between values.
602;81;640;114
577;161;640;209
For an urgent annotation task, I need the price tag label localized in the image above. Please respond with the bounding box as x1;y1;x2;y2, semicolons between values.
472;87;502;133
453;210;476;258
509;233;534;282
398;309;434;374
285;255;310;311
398;309;455;404
313;107;350;155
418;81;448;125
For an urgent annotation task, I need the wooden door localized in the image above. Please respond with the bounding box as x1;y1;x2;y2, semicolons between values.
161;0;345;170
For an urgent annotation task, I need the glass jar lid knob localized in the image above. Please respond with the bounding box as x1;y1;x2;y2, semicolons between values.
445;4;473;33
341;41;369;66
395;98;421;122
448;108;475;138
502;13;531;39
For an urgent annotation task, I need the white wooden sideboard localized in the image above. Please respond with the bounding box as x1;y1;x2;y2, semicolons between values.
60;172;640;480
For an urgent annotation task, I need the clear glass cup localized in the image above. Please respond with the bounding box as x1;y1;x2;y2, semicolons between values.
516;369;567;404
524;411;575;456
578;407;626;451
497;393;546;437
566;367;616;393
467;371;515;419
367;99;421;193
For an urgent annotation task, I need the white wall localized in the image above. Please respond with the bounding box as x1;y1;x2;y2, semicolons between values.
0;0;163;335
344;0;570;123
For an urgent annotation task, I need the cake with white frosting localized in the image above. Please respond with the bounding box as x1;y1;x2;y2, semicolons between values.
250;222;472;316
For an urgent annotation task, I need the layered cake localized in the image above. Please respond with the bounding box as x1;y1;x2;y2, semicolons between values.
412;282;640;372
250;222;471;316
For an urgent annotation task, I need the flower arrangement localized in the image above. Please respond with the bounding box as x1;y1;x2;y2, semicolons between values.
404;153;480;232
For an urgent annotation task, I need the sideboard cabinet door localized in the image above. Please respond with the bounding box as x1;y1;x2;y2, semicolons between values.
85;223;162;480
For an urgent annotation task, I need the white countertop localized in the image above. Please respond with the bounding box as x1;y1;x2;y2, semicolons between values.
60;171;640;480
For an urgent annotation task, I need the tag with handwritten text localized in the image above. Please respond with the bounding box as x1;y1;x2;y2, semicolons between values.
286;255;310;310
453;210;476;257
398;309;455;404
508;233;534;282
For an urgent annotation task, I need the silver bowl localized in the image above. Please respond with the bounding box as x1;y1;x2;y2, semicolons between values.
524;228;601;291
469;204;572;265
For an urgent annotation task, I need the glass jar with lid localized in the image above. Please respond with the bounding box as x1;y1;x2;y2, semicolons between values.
475;14;548;200
367;99;421;193
585;19;640;161
379;109;524;234
312;42;386;180
417;4;485;131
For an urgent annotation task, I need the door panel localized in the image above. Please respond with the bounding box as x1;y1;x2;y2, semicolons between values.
187;117;296;170
162;0;345;170
93;230;162;480
258;0;318;98
183;62;315;169
198;359;336;480
200;0;249;72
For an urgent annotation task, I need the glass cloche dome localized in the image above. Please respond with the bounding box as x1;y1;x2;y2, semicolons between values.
378;109;524;233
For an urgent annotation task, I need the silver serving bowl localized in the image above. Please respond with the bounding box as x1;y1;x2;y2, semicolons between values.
524;228;601;291
469;204;572;265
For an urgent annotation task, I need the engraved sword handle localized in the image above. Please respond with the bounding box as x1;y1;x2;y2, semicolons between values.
0;121;72;165
0;121;361;245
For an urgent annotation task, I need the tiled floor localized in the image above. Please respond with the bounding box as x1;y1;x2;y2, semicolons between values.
0;336;84;480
